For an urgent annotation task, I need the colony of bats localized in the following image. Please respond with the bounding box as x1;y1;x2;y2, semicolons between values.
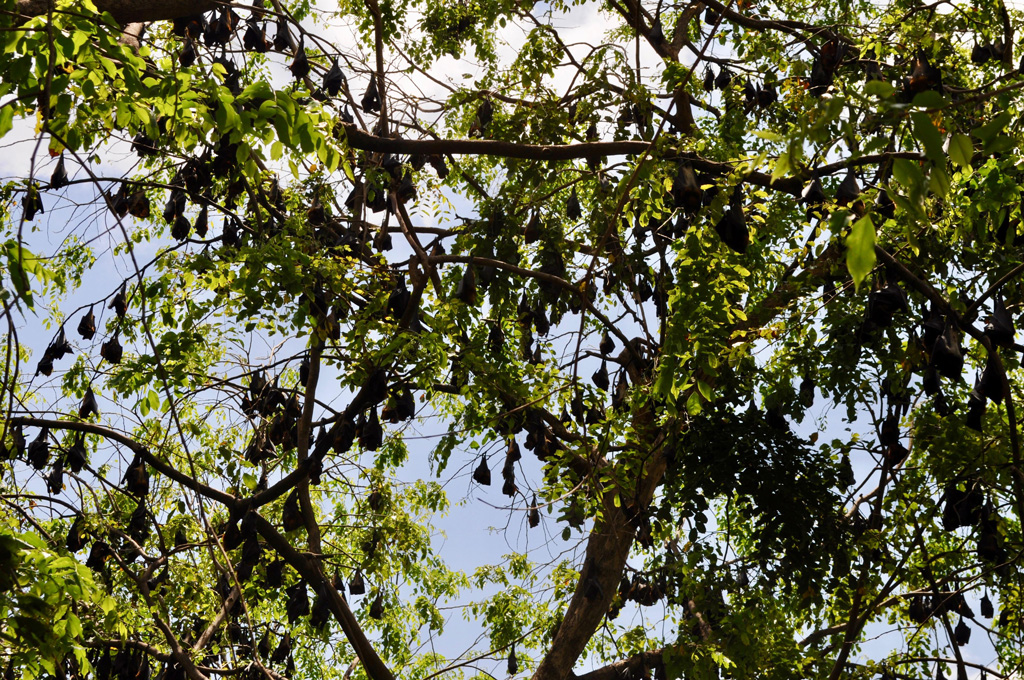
5;0;1024;677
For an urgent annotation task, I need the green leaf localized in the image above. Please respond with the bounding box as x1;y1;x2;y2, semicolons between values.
973;111;1012;143
864;80;894;98
846;214;876;291
947;133;972;168
911;112;945;163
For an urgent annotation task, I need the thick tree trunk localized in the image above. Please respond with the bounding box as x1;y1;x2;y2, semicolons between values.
15;0;219;24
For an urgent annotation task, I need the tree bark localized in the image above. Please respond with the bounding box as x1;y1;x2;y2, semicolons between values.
15;0;219;24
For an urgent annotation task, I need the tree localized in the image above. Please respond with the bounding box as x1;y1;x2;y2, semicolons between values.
1;0;1023;678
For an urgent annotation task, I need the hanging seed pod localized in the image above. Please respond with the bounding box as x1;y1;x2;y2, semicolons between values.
77;306;96;340
79;386;99;419
50;155;68;189
100;334;123;364
473;455;491;486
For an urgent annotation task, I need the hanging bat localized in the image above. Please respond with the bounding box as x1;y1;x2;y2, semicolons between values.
290;42;310;80
78;306;96;340
473;455;491;486
27;427;50;470
65;433;87;473
985;295;1015;347
282;490;303;532
324;60;345;97
79;386;99;419
51;155;68;189
123;455;149;496
362;77;381;113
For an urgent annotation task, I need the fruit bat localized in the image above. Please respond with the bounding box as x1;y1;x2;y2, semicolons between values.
930;324;964;381
533;306;550;336
323;60;345;97
132;133;158;158
528;495;540;527
954;618;971;646
428;154;449;179
265;559;286;588
981;594;994;618
332;415;357;453
808;56;832;96
977;516;1004;564
714;204;749;253
126;191;150;219
599;331;615;356
350;570;366;595
310;587;331;630
508;645;518;675
714;69;732;89
801;178;826;205
288;42;310;80
79;386;99;419
222;218;241;247
286;582;310;623
46;459;64;494
174;527;188;547
921;305;944;352
193;205;208;238
272;17;291;50
488;324;504;354
757;83;778;108
85;540;109;570
394;389;416;421
985;295;1015;347
22;185;43;221
867;282;908;327
51;155;68;189
27;428;49;470
836;170;861;206
362;77;381;113
369;593;384;619
612;374;629;409
456;266;477;305
838;453;855;488
243;19;269;52
110;284;127;318
36;355;54;377
128;500;149;543
966;389;986;433
799;377;815;407
65;433;87;473
473;455;491;486
282;490;303;532
77;307;96;340
100;333;123;366
979;355;1005;403
562;187;582;223
271;633;291;664
904;51;941;97
592;360;610;391
124;455;149;496
358;408;383;451
179;39;197;68
971;43;991;64
702;68;715;92
673;163;702;213
170;213;191;241
875;189;895;220
66;515;87;552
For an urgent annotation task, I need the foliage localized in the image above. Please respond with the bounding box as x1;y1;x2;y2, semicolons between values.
1;0;1024;679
